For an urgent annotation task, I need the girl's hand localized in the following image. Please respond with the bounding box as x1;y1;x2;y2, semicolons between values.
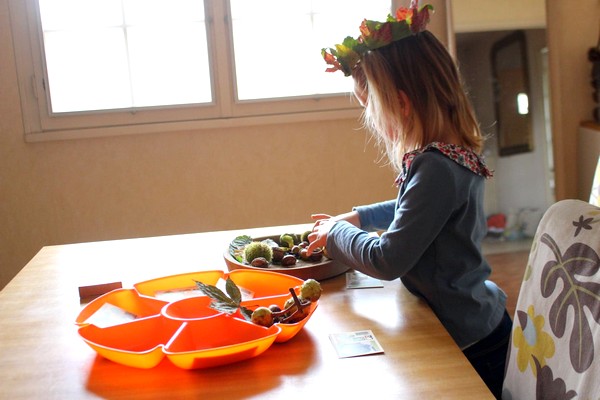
306;217;336;256
306;211;360;255
311;213;333;227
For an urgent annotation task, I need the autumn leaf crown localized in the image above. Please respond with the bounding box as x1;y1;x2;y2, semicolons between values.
321;1;433;77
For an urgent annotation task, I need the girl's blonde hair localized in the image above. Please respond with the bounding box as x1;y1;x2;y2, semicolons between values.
354;31;483;174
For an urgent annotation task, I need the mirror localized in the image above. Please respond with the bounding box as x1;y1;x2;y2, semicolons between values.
491;30;533;156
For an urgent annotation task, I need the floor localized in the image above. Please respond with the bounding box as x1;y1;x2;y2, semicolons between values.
482;237;533;256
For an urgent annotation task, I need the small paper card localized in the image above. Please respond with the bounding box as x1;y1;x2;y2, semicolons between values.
346;271;383;289
329;330;384;358
83;302;137;328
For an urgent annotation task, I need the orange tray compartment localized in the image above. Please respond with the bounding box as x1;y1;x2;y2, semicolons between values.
164;314;281;369
134;270;224;300
78;315;181;369
161;295;222;321
75;288;168;326
227;269;304;299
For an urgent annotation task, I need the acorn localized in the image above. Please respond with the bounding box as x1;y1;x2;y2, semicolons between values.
300;230;312;243
281;254;297;267
283;296;310;323
244;241;273;264
300;247;324;262
279;234;294;249
271;246;287;263
251;307;274;327
308;248;324;262
291;245;301;256
299;248;311;262
250;257;269;268
300;279;322;302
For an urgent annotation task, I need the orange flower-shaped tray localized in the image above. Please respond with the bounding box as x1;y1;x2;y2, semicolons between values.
76;269;318;369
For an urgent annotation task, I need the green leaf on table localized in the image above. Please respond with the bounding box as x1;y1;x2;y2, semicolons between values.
229;235;252;262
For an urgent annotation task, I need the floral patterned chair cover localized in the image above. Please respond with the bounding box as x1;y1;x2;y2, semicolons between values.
502;199;600;399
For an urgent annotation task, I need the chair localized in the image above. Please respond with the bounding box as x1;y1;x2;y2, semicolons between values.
502;199;600;399
590;155;600;206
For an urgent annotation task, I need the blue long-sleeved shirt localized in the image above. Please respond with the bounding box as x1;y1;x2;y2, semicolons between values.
326;150;506;348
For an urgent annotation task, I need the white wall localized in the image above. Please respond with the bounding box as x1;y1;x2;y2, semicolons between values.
457;29;551;234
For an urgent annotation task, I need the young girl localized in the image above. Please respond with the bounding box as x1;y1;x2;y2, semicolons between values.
309;2;510;398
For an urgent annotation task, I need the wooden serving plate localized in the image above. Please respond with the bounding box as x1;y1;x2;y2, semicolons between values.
223;235;349;281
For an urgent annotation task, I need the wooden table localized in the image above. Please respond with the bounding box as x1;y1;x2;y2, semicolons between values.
0;224;494;399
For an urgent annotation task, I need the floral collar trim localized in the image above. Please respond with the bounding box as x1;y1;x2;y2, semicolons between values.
395;142;493;186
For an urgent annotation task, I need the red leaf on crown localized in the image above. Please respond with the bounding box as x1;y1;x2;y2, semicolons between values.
410;5;431;33
371;22;393;45
360;21;393;49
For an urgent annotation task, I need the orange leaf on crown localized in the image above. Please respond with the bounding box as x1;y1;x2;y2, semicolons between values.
395;7;413;22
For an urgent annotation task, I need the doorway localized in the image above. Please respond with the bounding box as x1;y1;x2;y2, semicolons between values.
456;29;554;238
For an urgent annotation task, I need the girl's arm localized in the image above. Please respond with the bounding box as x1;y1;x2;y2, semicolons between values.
306;200;396;255
323;153;463;281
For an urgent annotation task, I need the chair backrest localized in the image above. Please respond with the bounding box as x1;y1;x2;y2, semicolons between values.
502;199;600;399
590;155;600;206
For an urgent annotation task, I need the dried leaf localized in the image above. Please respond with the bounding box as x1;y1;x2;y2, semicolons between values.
239;306;253;321
194;279;240;315
225;277;242;304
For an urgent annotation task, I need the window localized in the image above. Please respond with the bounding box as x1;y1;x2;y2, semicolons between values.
39;0;211;112
9;0;391;141
229;0;388;100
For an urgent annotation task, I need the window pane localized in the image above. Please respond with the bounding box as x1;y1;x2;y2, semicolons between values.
232;16;316;99
39;0;123;30
38;0;210;113
123;0;204;24
127;24;212;107
230;0;391;101
43;29;131;112
124;0;210;107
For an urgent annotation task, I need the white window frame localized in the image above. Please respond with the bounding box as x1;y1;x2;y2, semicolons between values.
9;0;376;142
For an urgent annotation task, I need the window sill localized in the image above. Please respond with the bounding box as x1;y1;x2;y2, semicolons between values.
24;108;362;142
